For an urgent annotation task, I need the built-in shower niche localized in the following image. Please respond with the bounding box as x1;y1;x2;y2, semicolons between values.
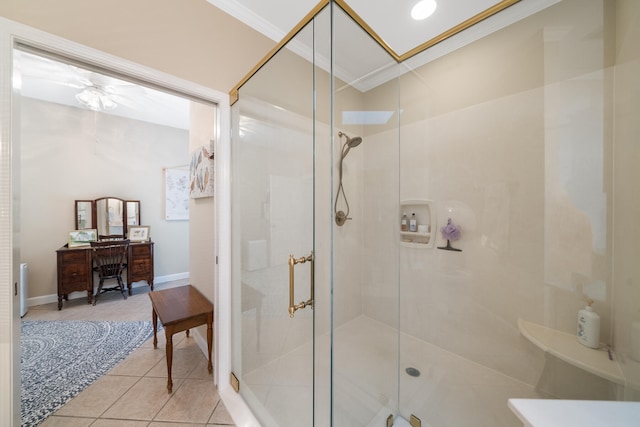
400;200;435;248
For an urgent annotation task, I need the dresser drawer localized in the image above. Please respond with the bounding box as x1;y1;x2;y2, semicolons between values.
60;249;88;263
130;259;150;275
62;263;90;285
57;246;92;302
130;244;151;257
128;241;154;286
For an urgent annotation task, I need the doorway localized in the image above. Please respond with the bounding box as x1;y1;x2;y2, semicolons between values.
0;22;230;424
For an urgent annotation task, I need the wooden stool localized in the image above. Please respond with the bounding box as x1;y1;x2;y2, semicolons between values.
148;285;213;392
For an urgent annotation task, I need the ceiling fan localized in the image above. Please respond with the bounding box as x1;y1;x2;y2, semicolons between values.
74;83;118;111
14;49;191;130
15;50;146;112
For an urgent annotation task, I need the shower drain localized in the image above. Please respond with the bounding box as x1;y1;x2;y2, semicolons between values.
405;367;421;377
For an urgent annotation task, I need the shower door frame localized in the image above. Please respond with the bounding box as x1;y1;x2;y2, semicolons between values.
229;44;320;427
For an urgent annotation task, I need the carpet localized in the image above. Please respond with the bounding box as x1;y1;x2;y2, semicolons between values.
20;320;155;427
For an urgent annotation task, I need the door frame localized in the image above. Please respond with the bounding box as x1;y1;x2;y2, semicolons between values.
0;17;249;425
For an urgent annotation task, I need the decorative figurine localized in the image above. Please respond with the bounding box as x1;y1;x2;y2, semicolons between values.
437;217;462;252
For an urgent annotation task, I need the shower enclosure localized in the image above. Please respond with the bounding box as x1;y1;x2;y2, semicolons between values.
230;0;640;425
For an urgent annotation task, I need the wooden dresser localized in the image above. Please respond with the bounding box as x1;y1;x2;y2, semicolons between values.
129;241;155;289
56;240;154;310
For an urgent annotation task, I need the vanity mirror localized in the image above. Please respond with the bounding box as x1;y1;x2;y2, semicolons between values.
61;197;152;309
75;200;93;230
75;197;141;238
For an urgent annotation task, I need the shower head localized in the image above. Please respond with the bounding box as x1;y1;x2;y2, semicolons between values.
335;131;364;226
338;131;363;159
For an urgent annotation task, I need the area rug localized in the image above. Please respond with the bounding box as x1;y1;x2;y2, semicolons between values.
20;320;155;427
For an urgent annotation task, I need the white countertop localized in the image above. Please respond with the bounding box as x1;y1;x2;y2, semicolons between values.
508;399;640;427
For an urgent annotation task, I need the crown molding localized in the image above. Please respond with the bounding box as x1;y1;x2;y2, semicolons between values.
214;0;561;94
206;0;287;42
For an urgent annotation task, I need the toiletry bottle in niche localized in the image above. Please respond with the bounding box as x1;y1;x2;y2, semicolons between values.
577;299;600;349
409;213;417;232
401;213;408;232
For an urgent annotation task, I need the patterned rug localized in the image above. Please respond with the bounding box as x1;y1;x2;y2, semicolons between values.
20;320;155;427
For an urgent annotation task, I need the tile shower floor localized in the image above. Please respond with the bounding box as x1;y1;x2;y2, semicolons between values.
22;279;236;427
242;315;545;427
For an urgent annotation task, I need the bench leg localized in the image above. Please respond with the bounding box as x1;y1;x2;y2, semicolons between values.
165;329;174;393
207;312;213;374
152;309;158;349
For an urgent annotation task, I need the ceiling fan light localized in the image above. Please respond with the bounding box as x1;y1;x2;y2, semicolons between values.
411;0;437;21
100;96;117;111
75;86;117;111
75;89;100;110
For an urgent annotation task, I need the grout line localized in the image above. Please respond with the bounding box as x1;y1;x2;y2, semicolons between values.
96;374;146;420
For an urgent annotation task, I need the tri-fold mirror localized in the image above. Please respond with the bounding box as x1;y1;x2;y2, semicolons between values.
75;197;140;238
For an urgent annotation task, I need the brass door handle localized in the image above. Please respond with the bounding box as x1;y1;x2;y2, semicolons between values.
288;251;314;317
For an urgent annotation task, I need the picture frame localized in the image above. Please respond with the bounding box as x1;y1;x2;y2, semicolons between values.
189;143;214;199
128;225;150;242
68;229;98;248
164;167;189;220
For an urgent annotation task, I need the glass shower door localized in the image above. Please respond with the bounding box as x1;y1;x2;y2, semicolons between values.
230;23;317;427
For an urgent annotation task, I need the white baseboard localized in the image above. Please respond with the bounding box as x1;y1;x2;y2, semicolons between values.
155;272;189;284
27;272;189;308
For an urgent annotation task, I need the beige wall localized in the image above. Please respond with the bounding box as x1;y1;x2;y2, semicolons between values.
613;0;640;399
189;101;216;303
0;0;275;95
20;97;190;300
355;0;639;400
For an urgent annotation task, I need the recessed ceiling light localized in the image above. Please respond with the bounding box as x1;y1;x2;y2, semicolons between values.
411;0;437;20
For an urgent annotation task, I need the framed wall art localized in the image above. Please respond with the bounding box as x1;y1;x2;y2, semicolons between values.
68;229;98;247
128;226;150;242
164;167;189;220
189;143;214;198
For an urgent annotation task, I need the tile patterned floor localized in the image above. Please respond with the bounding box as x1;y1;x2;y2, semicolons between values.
23;279;236;427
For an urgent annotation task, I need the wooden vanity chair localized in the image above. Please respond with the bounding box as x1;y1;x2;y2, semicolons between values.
90;239;130;305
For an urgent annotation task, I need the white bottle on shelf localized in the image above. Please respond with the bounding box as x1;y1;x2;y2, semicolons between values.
409;213;417;232
577;299;600;349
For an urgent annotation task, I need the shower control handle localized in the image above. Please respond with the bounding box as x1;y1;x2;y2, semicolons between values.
288;251;314;317
335;210;352;226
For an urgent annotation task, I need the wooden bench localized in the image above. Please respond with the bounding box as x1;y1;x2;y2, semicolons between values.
148;285;213;392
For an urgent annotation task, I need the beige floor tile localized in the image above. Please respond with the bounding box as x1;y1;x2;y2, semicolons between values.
90;419;150;427
146;339;207;379
107;347;166;377
38;415;95;426
175;333;203;350
208;400;235;425
153;379;219;423
54;375;140;418
138;335;158;349
102;376;179;420
140;327;188;349
188;356;214;380
149;423;205;427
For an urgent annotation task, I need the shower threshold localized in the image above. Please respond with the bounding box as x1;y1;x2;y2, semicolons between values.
393;416;412;427
393;415;426;427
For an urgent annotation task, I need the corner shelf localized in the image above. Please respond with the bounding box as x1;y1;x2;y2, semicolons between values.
518;318;624;385
400;199;435;248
